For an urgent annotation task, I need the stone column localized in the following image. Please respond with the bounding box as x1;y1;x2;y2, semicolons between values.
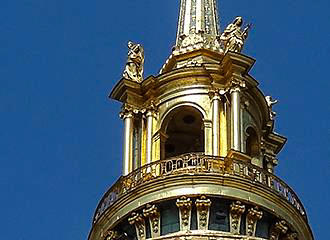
146;110;154;165
176;196;192;231
143;205;161;238
246;207;263;237
196;196;212;230
229;201;245;234
120;110;134;176
128;212;146;240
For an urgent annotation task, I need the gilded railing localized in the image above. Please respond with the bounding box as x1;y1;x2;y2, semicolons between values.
93;153;307;223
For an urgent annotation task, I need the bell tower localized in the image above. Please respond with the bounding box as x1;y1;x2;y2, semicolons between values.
88;1;314;240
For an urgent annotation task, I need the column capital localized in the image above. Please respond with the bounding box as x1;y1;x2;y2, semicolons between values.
119;104;140;119
209;88;226;101
227;78;246;94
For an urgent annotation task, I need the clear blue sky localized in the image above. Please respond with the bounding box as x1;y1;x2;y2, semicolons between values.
0;1;328;239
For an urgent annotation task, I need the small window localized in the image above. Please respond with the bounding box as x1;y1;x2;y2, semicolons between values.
160;201;180;235
209;199;230;232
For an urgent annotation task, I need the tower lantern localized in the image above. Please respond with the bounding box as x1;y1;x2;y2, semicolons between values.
88;1;314;240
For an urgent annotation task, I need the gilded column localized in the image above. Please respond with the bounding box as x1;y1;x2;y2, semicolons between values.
120;108;134;176
229;80;245;152
210;90;221;156
230;86;241;151
146;110;154;164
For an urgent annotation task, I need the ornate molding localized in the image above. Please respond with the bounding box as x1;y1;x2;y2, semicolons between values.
176;196;193;231
246;206;263;236
128;212;146;240
270;220;288;240
143;205;160;238
195;196;212;230
229;201;245;234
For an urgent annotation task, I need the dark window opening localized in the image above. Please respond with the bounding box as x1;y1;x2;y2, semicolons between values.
160;201;180;235
163;107;204;159
209;199;230;232
246;127;259;158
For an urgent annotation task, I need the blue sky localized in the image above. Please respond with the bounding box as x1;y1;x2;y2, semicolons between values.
0;1;329;239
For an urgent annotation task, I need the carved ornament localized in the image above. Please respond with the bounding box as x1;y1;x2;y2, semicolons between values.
270;220;288;240
246;207;263;236
196;196;212;230
143;205;160;238
176;196;193;231
229;201;246;234
128;212;146;240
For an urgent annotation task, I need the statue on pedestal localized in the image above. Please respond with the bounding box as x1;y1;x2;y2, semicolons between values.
220;17;251;53
123;41;144;83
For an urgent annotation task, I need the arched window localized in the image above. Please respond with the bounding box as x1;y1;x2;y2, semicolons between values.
162;106;204;159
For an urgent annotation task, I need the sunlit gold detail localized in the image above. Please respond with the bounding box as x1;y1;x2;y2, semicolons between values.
123;41;144;83
220;17;251;53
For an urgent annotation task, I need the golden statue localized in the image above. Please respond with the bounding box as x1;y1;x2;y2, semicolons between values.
123;41;144;83
220;17;251;53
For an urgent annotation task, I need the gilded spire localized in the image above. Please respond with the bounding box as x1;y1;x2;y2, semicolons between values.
175;0;221;53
